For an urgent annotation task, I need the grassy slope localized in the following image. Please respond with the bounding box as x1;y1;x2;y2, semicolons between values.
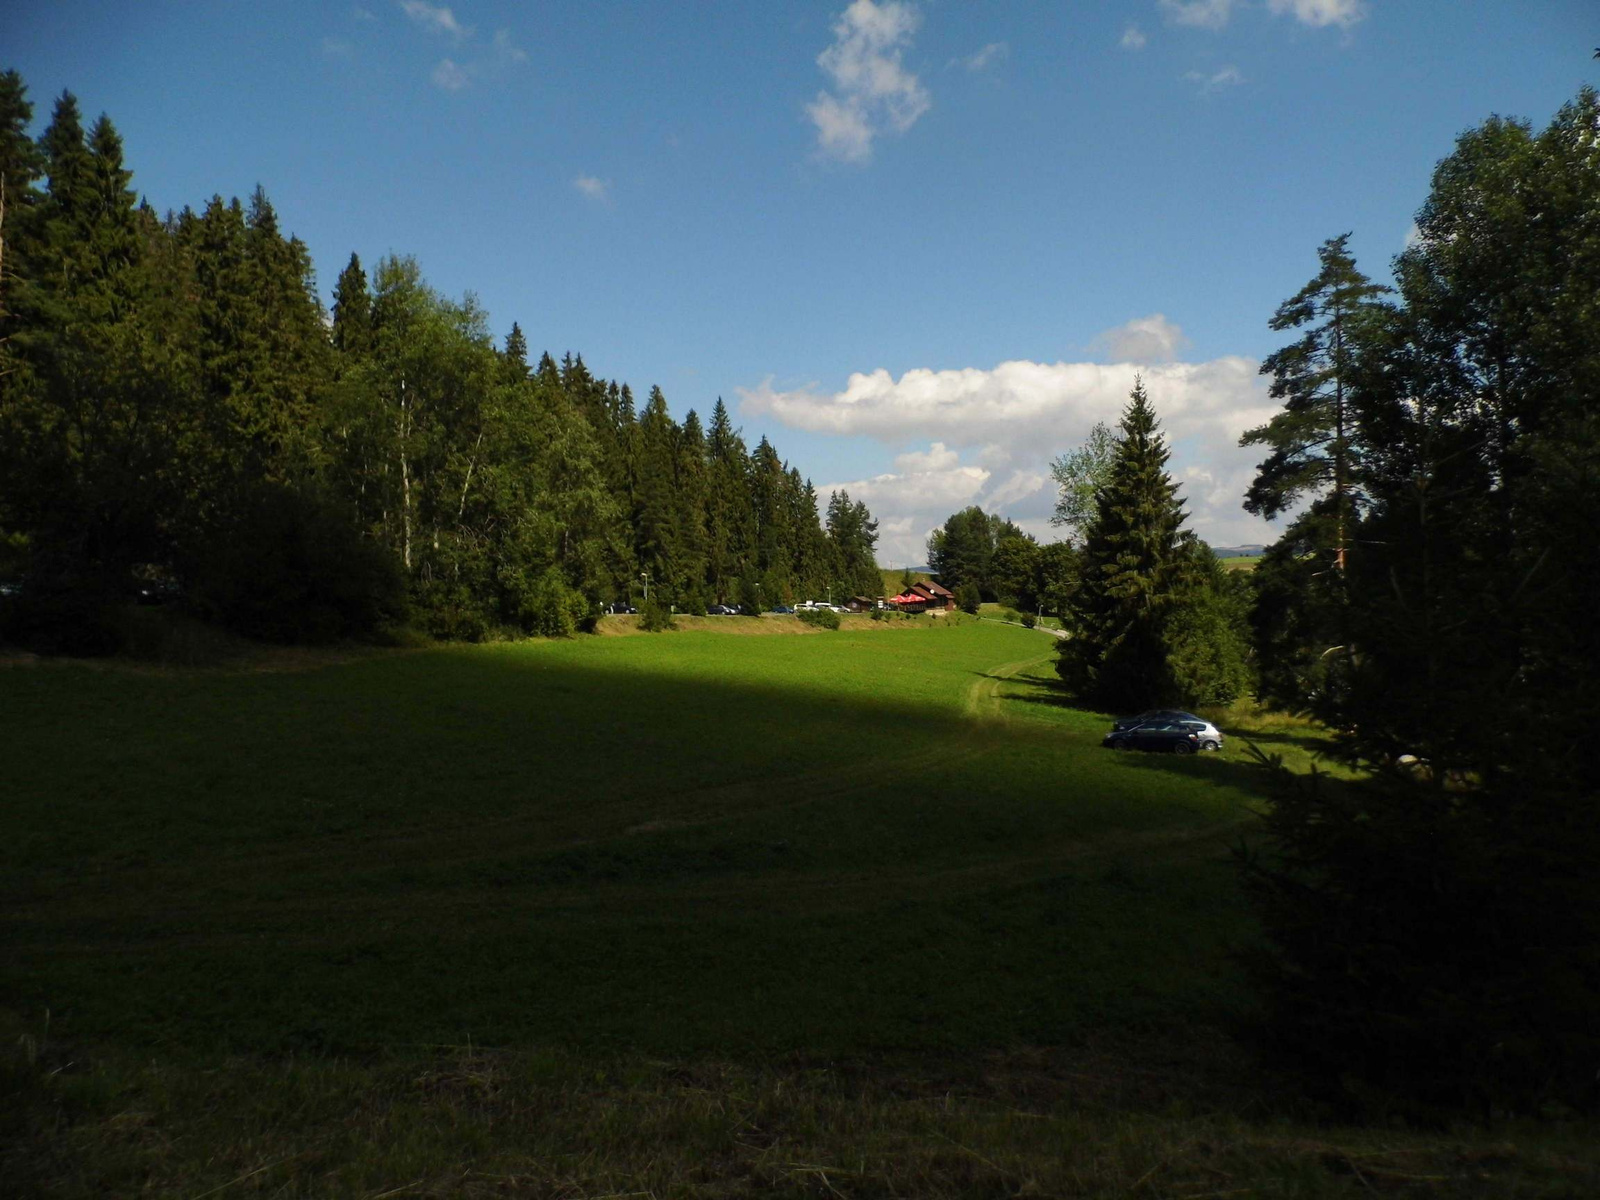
2;622;1254;1057
3;623;1593;1196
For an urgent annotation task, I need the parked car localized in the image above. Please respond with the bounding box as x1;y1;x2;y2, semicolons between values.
707;604;738;615
1102;720;1202;754
606;602;637;615
132;578;183;606
1111;708;1224;751
770;604;794;614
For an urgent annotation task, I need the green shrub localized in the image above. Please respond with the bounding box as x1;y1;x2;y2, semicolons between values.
1020;612;1037;629
796;607;840;630
639;597;676;631
187;482;407;644
956;583;981;615
517;568;588;638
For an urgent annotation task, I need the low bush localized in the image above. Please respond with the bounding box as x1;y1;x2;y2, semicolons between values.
639;596;676;631
516;568;589;638
796;607;840;630
1021;612;1038;629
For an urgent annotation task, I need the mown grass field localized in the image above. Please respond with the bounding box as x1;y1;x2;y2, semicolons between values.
4;620;1595;1197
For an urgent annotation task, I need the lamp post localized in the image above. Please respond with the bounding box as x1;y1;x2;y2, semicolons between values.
641;570;650;601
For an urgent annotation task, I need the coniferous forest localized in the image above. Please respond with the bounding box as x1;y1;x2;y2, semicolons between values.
0;73;883;652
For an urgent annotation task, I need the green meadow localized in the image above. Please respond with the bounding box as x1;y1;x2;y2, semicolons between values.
5;621;1594;1196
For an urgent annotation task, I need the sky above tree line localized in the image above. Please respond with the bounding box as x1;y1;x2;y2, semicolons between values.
9;1;1594;565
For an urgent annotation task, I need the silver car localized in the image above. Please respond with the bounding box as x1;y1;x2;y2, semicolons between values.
1111;709;1225;751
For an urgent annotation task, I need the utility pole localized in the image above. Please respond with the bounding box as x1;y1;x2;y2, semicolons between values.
641;570;650;600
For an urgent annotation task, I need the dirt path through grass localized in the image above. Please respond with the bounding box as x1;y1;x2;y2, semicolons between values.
962;649;1056;722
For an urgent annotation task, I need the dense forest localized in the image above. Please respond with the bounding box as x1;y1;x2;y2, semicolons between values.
0;72;883;651
1233;89;1600;1116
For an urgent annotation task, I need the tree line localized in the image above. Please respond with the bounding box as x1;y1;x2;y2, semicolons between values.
0;72;883;651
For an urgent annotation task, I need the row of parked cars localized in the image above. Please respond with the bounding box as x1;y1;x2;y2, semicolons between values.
602;601;813;616
1102;709;1225;754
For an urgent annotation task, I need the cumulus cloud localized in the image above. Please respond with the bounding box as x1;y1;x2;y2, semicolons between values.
1185;64;1243;92
400;0;470;39
956;42;1008;72
1268;0;1367;29
431;58;470;89
1093;314;1190;363
573;175;611;203
1159;0;1236;30
807;0;931;163
491;28;527;63
399;4;525;89
1120;25;1148;50
744;355;1277;565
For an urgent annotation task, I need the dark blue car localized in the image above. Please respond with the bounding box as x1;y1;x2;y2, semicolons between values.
1102;720;1201;754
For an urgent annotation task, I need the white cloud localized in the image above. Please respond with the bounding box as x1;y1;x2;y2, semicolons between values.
400;0;470;39
405;10;526;89
808;0;931;164
573;174;611;203
431;58;470;89
957;42;1008;72
1159;0;1236;30
743;355;1278;565
985;469;1048;511
1267;0;1367;29
492;28;527;63
1093;313;1189;363
807;92;876;163
1120;25;1148;50
1185;64;1243;92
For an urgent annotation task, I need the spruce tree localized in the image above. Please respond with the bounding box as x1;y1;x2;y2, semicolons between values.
705;397;754;598
673;408;710;605
0;70;43;335
634;385;681;601
1056;379;1194;710
330;252;373;357
501;321;528;384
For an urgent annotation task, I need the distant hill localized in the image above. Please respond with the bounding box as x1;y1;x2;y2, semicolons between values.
879;567;932;594
1210;544;1266;559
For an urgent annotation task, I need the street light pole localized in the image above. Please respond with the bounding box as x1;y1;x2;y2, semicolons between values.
641;570;649;601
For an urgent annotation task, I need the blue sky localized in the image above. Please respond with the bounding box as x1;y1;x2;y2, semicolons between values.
9;1;1595;563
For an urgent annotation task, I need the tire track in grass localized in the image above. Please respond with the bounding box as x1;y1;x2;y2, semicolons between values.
963;652;1057;722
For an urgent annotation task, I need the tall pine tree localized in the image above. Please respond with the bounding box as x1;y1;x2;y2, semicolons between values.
1056;379;1195;710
